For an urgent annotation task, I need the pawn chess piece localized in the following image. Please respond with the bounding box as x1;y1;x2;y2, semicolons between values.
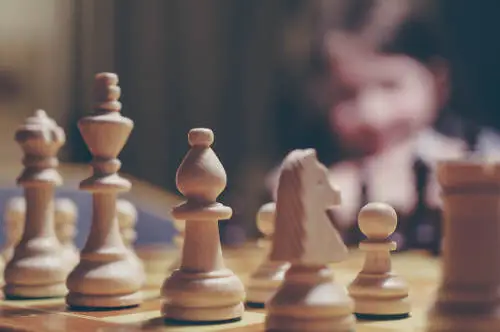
166;217;185;273
116;199;144;272
54;198;79;270
256;202;276;249
1;196;26;262
66;73;143;309
246;202;290;307
161;128;245;323
4;110;68;298
348;202;410;319
265;149;355;332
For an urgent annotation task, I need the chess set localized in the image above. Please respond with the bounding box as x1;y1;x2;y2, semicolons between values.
0;72;499;331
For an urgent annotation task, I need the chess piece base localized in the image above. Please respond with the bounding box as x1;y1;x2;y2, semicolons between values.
161;268;245;322
246;260;289;305
266;264;355;332
4;282;67;299
349;272;410;316
66;290;142;309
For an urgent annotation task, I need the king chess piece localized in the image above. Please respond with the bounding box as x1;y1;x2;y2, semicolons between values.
161;128;245;323
66;73;144;309
4;110;68;298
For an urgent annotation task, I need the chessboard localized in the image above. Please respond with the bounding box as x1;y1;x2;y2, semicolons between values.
0;241;440;332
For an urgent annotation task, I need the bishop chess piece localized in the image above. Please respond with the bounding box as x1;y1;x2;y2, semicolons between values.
265;149;355;332
348;202;410;319
246;202;290;307
66;73;144;309
117;198;144;271
161;128;245;323
4;110;68;298
1;196;26;262
54;198;79;270
426;160;500;332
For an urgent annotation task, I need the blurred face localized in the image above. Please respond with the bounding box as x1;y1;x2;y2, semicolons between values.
329;43;439;156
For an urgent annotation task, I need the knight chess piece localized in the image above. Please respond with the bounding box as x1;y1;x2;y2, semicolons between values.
265;149;355;332
66;73;144;309
1;196;26;263
348;202;410;319
161;128;246;323
55;198;79;270
246;202;290;307
4;110;68;298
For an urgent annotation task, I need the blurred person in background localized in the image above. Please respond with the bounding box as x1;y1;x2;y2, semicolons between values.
266;0;500;249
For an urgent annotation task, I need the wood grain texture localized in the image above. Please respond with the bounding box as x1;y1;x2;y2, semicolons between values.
0;242;442;331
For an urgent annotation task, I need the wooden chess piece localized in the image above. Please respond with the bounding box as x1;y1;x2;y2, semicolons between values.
426;160;500;332
246;202;290;307
265;149;355;332
1;196;26;262
256;202;276;249
116;198;144;272
54;198;79;270
166;217;184;273
348;202;410;319
66;73;143;309
161;128;245;323
4;110;68;298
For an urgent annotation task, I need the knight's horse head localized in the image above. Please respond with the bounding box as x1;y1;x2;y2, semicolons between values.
300;149;341;207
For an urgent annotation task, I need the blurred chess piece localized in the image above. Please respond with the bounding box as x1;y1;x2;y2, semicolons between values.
246;202;290;307
54;198;79;270
117;199;144;271
1;196;26;262
167;217;185;273
348;202;410;319
256;202;276;249
5;110;68;298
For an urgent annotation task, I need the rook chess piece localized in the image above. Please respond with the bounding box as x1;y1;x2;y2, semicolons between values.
348;202;410;319
66;73;143;309
4;110;68;298
265;149;355;332
246;202;290;307
54;198;79;270
1;196;26;262
161;128;245;323
426;160;500;331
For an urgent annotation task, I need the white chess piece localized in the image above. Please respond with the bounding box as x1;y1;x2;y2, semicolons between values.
348;202;410;318
246;202;290;306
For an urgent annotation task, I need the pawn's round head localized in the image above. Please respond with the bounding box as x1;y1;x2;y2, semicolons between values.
358;202;397;240
256;202;276;236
